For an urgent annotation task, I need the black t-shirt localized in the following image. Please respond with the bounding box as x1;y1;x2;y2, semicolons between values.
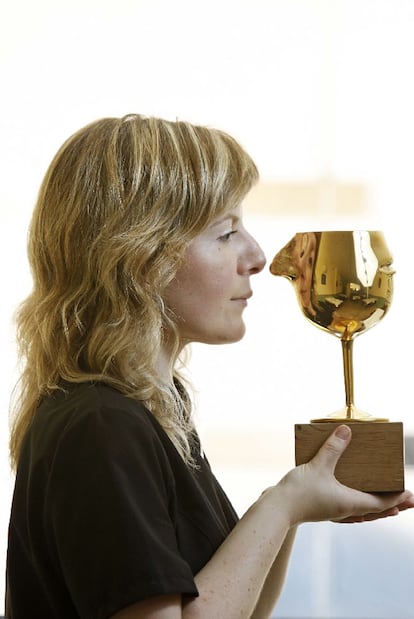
6;382;238;619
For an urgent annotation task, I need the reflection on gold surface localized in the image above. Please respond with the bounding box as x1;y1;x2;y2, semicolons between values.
270;231;394;421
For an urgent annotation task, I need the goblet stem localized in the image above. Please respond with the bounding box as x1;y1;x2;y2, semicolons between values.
341;338;354;419
312;333;389;422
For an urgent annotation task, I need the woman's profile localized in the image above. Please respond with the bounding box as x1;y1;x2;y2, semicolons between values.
5;114;413;619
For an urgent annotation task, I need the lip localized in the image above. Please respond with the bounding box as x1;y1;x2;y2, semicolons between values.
231;291;253;302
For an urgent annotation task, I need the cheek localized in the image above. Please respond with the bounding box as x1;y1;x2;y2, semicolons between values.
183;268;229;309
166;264;230;322
197;262;234;301
165;237;235;315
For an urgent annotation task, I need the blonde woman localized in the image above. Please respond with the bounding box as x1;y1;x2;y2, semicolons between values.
6;114;413;619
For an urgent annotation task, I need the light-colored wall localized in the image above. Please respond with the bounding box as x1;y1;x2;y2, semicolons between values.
2;1;414;615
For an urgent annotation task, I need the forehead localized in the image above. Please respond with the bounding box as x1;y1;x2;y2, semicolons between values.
208;204;243;227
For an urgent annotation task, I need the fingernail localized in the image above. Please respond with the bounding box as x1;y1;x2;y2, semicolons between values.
335;425;351;440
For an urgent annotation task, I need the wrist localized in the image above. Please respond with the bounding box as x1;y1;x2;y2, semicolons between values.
257;483;298;530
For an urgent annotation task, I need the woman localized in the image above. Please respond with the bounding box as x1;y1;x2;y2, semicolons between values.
6;114;413;619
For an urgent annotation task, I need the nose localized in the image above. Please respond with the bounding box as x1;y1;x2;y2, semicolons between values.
240;232;266;275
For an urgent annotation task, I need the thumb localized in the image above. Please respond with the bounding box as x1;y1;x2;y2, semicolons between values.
312;424;352;472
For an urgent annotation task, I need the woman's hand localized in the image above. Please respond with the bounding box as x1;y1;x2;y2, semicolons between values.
275;424;414;526
110;425;414;619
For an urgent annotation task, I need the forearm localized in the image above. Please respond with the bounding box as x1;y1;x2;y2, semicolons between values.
112;426;414;619
251;526;298;619
183;487;292;619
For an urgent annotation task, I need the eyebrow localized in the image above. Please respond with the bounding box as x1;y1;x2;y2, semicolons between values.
210;213;240;229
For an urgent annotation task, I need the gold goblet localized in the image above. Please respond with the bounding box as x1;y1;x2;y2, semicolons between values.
270;230;404;491
270;230;394;422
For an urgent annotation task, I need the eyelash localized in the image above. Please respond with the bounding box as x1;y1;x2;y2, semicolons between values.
219;230;238;242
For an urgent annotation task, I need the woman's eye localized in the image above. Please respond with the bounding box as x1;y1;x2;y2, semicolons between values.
219;230;237;242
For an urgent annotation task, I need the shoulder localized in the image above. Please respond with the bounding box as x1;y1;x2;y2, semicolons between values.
40;380;148;417
37;381;156;435
29;382;174;475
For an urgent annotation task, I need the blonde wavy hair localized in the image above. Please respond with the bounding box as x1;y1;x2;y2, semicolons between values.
9;113;259;470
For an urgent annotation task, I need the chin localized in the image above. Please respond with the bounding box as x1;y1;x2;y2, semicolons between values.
211;325;246;345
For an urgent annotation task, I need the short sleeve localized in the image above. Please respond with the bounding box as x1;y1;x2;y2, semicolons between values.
47;397;198;619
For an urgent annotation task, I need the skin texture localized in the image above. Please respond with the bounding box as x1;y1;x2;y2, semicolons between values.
110;208;414;619
164;205;266;347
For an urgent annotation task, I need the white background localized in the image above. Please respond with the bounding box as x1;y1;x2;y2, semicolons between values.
2;1;414;616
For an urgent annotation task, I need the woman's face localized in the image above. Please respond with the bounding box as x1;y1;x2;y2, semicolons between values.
164;205;266;346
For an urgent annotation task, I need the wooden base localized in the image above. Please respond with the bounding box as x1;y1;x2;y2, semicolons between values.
295;422;405;492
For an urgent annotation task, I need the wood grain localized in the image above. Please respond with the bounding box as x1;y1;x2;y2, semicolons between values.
295;422;405;492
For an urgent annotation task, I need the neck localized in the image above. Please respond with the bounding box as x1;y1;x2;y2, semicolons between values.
156;338;189;383
155;347;174;384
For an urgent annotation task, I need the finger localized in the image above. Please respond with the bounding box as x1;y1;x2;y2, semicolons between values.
371;489;413;503
396;491;414;510
360;507;400;521
397;502;414;512
311;424;352;472
336;506;401;523
337;514;391;524
368;490;414;512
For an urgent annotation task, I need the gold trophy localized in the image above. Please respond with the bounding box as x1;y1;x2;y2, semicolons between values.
270;230;404;492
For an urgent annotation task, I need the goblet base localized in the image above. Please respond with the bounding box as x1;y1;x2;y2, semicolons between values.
295;421;404;492
311;406;389;423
